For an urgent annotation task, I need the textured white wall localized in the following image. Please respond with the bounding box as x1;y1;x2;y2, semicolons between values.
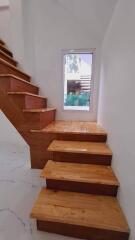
98;1;135;239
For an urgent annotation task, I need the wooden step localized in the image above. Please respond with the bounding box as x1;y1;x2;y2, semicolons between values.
23;108;56;130
29;122;108;169
0;50;17;66
41;160;119;196
48;140;112;165
0;58;30;81
8;92;47;109
0;75;38;94
0;44;13;57
31;121;107;142
30;188;129;240
0;39;5;45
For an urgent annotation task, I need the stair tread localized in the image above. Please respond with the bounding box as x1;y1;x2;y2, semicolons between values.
0;39;5;45
0;74;37;87
41;160;119;186
0;49;17;63
48;140;112;156
23;108;56;113
30;188;129;233
31;120;107;135
0;58;30;79
0;43;12;55
8;91;46;99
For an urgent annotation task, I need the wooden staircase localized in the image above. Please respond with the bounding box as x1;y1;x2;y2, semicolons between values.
0;39;56;168
0;39;130;240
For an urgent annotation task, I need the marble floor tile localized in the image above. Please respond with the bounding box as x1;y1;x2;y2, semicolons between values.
0;142;78;240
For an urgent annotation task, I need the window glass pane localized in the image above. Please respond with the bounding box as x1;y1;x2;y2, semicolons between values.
64;52;93;111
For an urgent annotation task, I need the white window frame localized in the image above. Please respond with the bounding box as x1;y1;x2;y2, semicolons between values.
62;48;95;112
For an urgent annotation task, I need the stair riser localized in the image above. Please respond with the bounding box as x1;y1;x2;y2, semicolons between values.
30;147;51;169
0;61;30;81
9;95;47;109
46;179;118;196
0;77;38;95
10;78;39;94
0;51;17;66
51;152;112;165
23;111;56;130
37;220;129;240
50;132;107;142
0;45;13;57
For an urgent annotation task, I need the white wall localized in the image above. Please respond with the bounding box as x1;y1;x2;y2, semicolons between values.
0;111;27;146
98;1;135;239
0;0;9;7
9;0;25;69
20;0;117;121
0;0;10;45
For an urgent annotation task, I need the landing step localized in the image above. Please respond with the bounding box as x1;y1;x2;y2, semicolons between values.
30;188;129;240
34;121;106;134
41;160;119;196
48;140;112;165
31;121;107;142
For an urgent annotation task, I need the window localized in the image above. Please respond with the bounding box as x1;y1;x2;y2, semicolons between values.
63;50;94;111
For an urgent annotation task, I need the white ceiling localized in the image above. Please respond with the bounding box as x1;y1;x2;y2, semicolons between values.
57;0;118;42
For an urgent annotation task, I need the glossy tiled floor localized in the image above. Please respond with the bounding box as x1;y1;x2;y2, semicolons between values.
0;142;78;240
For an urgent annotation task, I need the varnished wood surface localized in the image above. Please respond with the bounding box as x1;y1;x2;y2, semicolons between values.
33;121;107;135
0;50;17;66
0;74;39;94
31;188;129;233
23;108;56;112
8;92;47;110
41;160;119;186
0;74;37;87
23;108;56;130
37;220;129;240
8;92;45;98
42;160;118;195
48;140;112;156
0;43;13;57
0;58;30;81
52;152;112;165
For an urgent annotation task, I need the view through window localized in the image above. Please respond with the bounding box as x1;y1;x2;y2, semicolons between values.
63;51;93;111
